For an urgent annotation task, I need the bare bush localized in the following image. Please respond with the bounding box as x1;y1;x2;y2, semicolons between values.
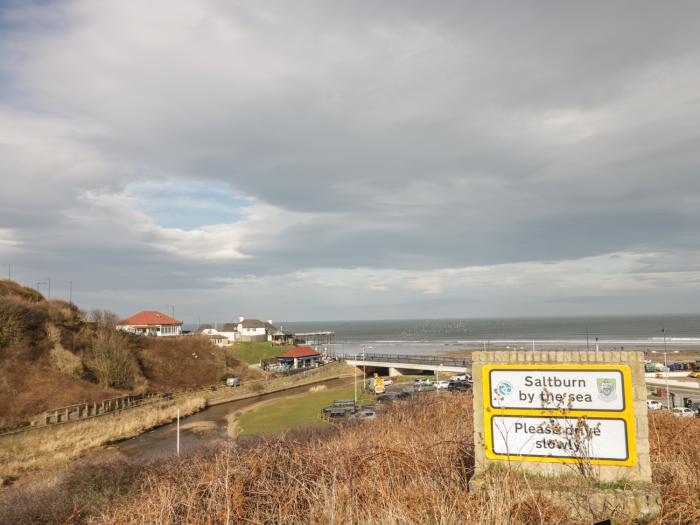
84;330;139;389
89;309;121;329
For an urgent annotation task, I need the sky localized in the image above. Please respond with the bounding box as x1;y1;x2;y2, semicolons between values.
1;1;700;323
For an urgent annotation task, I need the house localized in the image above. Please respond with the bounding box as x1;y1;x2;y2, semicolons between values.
276;346;323;369
206;333;232;348
116;310;182;337
200;327;237;344
235;316;278;342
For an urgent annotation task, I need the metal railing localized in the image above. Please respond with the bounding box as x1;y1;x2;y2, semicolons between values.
336;352;471;368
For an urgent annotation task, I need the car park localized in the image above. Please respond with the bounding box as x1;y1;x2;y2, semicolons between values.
646;400;663;410
414;382;435;392
671;407;695;418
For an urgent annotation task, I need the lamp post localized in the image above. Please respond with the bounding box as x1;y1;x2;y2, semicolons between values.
653;328;678;409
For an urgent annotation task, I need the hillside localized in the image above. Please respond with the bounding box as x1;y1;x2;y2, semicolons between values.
0;281;252;427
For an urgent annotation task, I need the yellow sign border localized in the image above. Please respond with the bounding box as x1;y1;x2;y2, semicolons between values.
482;364;636;466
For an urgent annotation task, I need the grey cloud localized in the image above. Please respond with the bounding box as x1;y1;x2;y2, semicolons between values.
1;1;700;318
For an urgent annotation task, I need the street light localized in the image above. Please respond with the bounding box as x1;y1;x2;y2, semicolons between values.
652;327;679;409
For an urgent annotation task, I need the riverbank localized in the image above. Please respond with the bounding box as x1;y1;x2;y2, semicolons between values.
0;397;206;483
0;362;356;482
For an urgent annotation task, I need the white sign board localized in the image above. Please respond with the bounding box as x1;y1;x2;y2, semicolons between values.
489;415;630;461
489;369;626;412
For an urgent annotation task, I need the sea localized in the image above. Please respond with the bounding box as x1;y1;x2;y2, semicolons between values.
278;315;700;357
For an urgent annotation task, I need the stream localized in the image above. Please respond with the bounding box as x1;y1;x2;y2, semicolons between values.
112;377;352;460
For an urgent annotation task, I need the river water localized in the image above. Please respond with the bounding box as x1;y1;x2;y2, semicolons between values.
114;377;352;460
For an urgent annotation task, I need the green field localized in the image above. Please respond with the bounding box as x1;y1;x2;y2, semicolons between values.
228;341;290;365
237;384;374;436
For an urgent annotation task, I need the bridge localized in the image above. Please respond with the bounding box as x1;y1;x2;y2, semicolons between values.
338;352;471;377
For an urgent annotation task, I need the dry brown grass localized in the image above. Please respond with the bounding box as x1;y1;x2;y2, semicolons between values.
0;397;205;482
2;394;699;524
93;395;700;525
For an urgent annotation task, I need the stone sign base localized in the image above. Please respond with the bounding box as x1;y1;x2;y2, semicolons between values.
469;474;659;523
471;350;659;519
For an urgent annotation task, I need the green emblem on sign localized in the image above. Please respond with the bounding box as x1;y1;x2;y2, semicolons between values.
597;378;617;402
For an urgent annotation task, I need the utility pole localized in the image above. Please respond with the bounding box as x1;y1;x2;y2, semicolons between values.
176;408;180;456
586;326;590;351
663;326;670;410
46;277;51;298
66;280;73;305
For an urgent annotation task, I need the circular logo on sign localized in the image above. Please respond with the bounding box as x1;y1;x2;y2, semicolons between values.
496;381;513;397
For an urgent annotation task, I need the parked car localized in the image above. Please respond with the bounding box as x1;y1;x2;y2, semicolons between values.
450;374;472;382
646;400;663;410
671;407;695;418
414;382;435;392
376;393;398;403
226;376;241;387
448;380;472;392
691;403;700;416
433;380;450;390
349;409;377;421
414;378;432;385
383;378;394;386
689;371;700;378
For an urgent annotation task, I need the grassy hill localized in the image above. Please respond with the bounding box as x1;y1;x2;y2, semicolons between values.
0;280;254;427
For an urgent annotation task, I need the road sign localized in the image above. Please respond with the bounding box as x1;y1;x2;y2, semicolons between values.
374;377;385;394
483;364;635;466
488;368;627;411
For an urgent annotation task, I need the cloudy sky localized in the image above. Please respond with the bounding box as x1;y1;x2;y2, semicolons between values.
1;1;699;322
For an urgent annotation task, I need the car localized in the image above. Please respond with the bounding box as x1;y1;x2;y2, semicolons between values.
414;378;432;384
349;409;377;421
689;371;700;378
646;400;663;410
396;390;413;399
225;376;241;387
414;382;435;392
671;407;695;418
448;380;472;392
376;393;398;403
450;374;472;382
433;380;450;390
382;378;394;386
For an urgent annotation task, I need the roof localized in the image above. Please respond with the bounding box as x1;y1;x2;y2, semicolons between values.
221;323;237;331
117;310;182;326
277;346;322;359
239;318;279;331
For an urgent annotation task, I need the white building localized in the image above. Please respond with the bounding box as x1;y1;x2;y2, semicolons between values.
116;310;182;337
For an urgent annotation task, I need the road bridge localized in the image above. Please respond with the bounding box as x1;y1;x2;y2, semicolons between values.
339;352;471;377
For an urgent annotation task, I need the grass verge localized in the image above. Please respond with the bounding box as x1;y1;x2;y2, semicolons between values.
236;383;374;436
228;341;290;365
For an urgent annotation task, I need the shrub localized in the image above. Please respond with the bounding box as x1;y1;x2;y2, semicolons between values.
0;296;46;350
83;330;139;389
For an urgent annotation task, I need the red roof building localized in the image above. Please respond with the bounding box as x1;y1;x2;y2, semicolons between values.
116;310;183;337
276;346;323;369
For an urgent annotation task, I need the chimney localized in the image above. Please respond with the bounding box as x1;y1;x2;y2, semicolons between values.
238;316;245;323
